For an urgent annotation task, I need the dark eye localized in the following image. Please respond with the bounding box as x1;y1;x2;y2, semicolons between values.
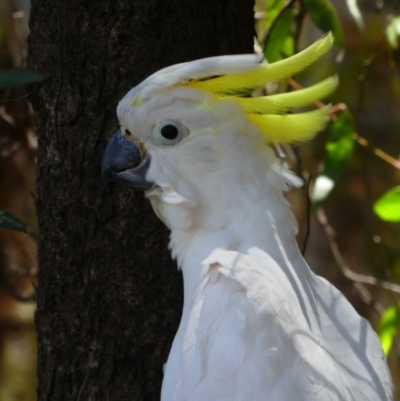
160;124;178;140
152;120;187;146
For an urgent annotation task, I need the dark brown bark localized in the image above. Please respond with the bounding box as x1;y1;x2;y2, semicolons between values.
27;1;253;400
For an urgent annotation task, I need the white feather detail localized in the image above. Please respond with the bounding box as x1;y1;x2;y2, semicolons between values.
161;187;189;204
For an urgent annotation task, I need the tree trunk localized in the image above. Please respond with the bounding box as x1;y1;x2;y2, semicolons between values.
27;1;253;399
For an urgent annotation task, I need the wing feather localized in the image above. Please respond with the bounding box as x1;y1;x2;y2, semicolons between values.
199;248;392;401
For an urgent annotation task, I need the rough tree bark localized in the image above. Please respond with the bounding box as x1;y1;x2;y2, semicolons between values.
27;1;253;399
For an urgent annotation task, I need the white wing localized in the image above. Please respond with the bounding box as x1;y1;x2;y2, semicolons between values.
164;247;392;401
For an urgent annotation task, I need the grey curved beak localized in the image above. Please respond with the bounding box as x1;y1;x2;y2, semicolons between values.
101;129;153;190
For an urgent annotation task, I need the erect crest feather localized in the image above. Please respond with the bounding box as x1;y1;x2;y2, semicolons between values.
123;33;336;144
184;33;336;144
187;33;334;95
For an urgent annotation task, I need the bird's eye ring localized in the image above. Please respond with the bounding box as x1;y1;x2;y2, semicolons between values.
152;120;187;146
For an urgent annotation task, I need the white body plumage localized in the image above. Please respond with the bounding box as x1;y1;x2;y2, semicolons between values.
102;34;393;401
143;96;390;401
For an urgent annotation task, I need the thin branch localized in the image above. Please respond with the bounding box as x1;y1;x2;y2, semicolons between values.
315;208;400;315
287;79;400;171
353;133;400;170
318;211;400;294
352;282;384;315
288;152;384;314
347;272;400;294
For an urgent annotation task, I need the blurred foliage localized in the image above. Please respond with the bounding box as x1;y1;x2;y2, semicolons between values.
374;186;400;222
264;7;295;62
303;0;344;47
0;66;41;240
379;303;400;356
386;16;400;49
312;109;355;209
0;68;41;89
0;1;37;400
0;210;28;233
256;0;400;395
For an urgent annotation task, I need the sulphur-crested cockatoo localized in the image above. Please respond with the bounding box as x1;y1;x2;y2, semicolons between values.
101;33;392;401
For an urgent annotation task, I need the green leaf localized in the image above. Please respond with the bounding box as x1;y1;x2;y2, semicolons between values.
0;69;43;89
0;210;28;233
378;304;400;355
386;16;400;49
265;8;295;62
373;186;400;222
281;35;294;58
302;0;344;48
312;110;355;209
265;0;287;30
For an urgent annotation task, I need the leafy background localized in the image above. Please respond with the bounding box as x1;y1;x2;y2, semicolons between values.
0;0;400;399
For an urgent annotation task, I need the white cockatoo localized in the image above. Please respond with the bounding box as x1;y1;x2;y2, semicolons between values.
101;33;392;401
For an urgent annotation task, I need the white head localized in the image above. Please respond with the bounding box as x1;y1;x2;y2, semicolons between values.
102;34;336;235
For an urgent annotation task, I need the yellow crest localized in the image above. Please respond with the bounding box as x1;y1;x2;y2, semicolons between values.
186;33;336;143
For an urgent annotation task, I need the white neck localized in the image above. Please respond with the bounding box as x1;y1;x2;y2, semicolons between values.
165;183;301;317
